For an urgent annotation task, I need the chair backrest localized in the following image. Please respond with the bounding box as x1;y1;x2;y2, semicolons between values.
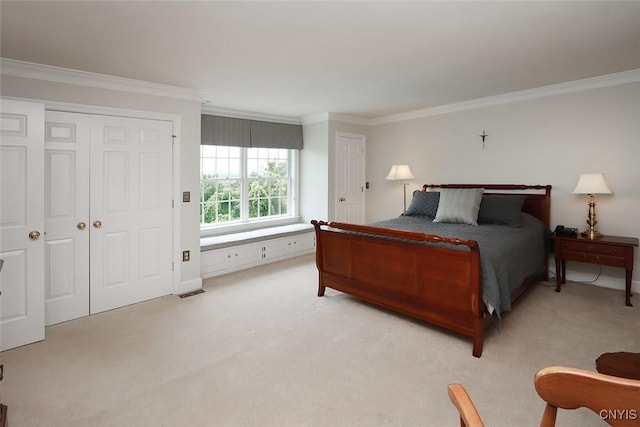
447;383;485;427
534;366;640;427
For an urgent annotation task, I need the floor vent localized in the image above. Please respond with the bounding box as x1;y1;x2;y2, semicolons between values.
178;289;205;299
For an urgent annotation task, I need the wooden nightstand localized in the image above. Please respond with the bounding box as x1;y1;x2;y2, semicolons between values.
553;234;639;306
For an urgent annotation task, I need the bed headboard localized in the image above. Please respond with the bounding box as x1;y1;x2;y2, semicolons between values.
421;184;552;229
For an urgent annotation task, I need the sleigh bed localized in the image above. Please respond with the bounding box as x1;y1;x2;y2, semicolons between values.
311;184;552;357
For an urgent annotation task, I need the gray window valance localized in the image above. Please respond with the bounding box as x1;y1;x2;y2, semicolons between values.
201;114;303;149
201;115;251;147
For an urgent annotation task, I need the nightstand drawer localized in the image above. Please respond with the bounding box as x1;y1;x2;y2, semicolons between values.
561;251;627;267
557;240;625;256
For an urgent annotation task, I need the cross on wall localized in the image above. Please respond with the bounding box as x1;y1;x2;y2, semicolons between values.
479;130;488;149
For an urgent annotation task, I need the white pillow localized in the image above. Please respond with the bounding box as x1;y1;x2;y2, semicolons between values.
433;188;484;225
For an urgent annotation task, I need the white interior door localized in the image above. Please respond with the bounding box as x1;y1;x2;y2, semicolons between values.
0;99;45;350
89;115;173;313
335;132;366;224
44;111;90;325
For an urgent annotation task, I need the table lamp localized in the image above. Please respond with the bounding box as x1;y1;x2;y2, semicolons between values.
572;173;611;239
386;164;415;211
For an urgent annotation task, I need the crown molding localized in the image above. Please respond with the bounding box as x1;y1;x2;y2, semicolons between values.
4;58;638;127
328;112;370;126
300;112;330;125
0;58;304;124
369;69;640;125
300;112;369;126
201;104;301;125
1;58;204;101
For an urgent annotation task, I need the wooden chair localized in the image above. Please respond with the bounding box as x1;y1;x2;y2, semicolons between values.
534;366;640;427
448;366;640;427
447;383;485;427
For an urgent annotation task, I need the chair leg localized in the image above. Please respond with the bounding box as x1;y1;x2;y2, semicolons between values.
539;404;557;427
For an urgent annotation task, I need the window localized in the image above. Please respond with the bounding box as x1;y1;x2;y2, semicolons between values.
200;146;296;230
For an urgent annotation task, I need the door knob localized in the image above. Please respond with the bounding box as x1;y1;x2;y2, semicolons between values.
77;222;87;230
339;197;346;202
93;220;102;228
28;230;41;240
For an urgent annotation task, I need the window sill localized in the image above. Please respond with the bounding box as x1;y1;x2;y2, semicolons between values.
200;222;313;252
200;216;302;238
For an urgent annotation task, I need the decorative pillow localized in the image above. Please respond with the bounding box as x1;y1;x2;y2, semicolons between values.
433;188;484;225
477;194;526;227
403;191;440;217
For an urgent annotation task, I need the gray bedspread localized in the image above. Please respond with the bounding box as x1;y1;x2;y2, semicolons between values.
369;213;546;317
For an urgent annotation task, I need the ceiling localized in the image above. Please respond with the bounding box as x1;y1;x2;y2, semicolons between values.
1;1;639;120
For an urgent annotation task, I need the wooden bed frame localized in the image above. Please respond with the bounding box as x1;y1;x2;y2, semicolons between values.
311;184;552;357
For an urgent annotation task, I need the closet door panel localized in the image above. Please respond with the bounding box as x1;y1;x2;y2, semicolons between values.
90;115;173;313
44;111;91;325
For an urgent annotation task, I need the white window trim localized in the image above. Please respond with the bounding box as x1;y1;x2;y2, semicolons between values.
200;149;300;237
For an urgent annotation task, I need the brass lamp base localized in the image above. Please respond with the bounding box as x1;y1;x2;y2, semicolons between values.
581;229;603;239
582;194;602;240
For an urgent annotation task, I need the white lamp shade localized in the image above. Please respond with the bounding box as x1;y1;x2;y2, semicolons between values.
386;164;415;181
572;173;612;195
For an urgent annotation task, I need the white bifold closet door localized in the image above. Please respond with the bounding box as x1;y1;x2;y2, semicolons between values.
45;111;173;325
44;111;91;325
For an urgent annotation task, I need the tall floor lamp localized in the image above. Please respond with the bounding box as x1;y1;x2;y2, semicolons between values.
386;164;415;212
572;173;612;239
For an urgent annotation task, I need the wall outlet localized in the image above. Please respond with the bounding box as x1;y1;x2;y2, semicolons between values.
182;250;190;262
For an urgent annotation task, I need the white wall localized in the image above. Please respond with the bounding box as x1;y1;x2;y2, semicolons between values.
301;118;368;224
300;120;329;223
367;82;640;292
0;74;203;291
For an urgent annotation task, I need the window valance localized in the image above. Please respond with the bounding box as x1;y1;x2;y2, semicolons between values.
201;115;250;147
201;114;303;149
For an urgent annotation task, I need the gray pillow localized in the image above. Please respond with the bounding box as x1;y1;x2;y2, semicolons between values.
403;191;440;217
433;188;484;225
477;194;526;227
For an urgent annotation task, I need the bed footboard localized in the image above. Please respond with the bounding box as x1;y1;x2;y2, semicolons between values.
311;220;485;357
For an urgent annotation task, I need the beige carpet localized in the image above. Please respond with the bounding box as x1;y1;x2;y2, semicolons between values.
1;254;638;426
